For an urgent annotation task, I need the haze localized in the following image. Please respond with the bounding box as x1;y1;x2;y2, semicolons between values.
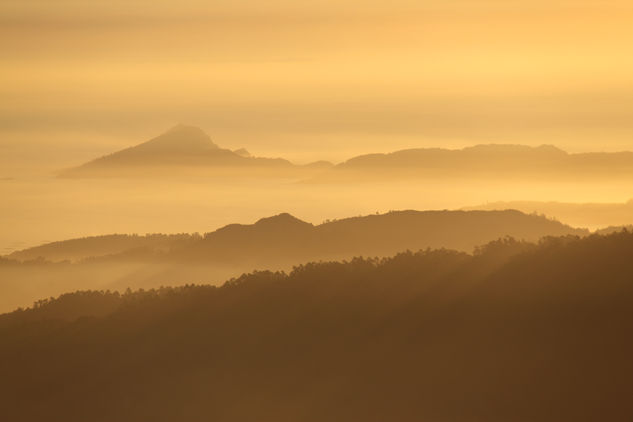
4;2;633;420
3;0;633;174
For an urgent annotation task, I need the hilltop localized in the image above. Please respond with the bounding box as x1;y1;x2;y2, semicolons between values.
465;198;633;229
1;209;587;313
179;209;587;266
8;209;586;264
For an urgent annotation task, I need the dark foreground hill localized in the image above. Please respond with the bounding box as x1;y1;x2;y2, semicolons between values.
2;232;633;421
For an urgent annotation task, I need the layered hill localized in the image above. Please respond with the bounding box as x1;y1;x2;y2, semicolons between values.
2;232;633;421
60;128;633;181
59;125;296;177
465;198;633;229
178;209;587;266
8;233;199;263
317;144;633;182
1;210;587;313
8;210;587;265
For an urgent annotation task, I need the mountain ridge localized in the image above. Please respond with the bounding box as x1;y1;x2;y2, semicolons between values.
465;198;633;229
0;208;595;317
59;124;294;177
334;143;633;174
7;209;587;264
58;126;633;180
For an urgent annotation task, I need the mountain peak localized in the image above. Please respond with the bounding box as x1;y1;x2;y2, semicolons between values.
58;124;299;177
137;125;219;152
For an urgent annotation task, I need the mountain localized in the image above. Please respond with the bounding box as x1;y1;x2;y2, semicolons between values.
465;198;633;229
314;144;633;182
60;131;633;181
1;210;587;313
59;125;293;177
2;231;633;421
179;209;587;266
302;160;334;169
8;210;586;265
8;233;199;263
596;225;633;235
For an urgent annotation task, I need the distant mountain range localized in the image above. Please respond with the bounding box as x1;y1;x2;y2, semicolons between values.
326;144;633;182
59;125;326;177
60;125;633;180
465;199;633;229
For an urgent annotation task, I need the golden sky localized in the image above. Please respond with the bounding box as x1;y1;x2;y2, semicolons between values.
2;0;633;171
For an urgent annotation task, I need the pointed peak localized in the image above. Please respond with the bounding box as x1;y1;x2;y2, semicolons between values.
139;125;219;152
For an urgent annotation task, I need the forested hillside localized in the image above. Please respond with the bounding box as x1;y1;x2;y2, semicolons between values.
0;210;587;313
2;232;632;421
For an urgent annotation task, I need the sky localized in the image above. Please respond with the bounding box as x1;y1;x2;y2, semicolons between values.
2;0;633;172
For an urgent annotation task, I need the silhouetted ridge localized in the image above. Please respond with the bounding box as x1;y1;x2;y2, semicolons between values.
461;143;566;155
8;233;199;263
7;210;585;266
60;135;633;180
59;125;294;177
0;209;591;314
2;231;633;421
254;213;312;228
136;124;219;152
171;209;585;265
302;160;334;169
310;143;633;182
340;144;568;168
465;198;633;229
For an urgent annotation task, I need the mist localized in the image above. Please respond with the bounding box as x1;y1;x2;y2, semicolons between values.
3;0;633;176
3;173;632;255
3;1;633;420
